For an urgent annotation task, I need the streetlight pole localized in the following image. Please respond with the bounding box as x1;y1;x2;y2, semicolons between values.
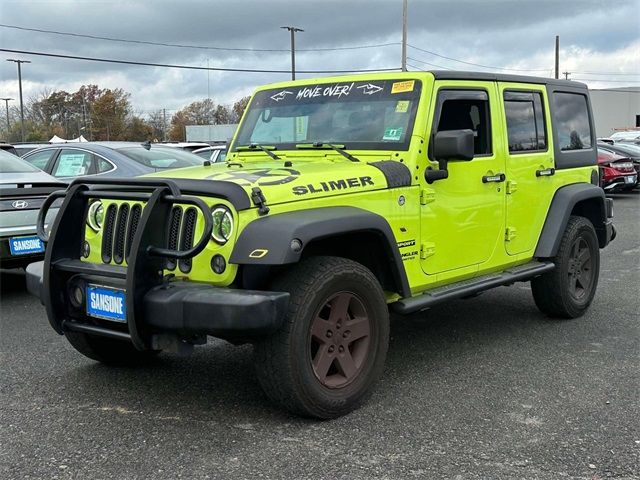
401;0;408;72
6;59;31;142
0;97;12;137
281;26;303;80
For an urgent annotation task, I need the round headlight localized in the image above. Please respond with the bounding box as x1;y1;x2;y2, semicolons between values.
87;201;104;231
211;206;233;244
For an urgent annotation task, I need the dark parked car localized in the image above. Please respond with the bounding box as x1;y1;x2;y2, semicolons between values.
598;142;640;187
192;144;227;162
0;142;19;156
597;148;637;192
0;150;64;269
21;142;204;180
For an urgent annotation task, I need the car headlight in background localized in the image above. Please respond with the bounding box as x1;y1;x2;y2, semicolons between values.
87;201;104;231
211;206;233;244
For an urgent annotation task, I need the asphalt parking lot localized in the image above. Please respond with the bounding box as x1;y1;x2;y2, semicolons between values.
1;193;638;480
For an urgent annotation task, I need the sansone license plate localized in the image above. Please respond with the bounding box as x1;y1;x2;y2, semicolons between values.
9;235;44;256
86;285;127;322
625;175;637;184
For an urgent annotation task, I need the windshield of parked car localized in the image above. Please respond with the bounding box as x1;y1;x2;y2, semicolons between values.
116;146;203;169
233;79;421;152
0;150;42;173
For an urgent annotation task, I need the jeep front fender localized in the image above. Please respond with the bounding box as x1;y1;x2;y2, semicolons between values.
230;206;410;297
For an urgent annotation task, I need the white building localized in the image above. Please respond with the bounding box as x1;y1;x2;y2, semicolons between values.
186;124;239;143
589;87;640;138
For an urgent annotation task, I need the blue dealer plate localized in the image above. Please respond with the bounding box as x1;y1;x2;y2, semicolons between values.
9;236;45;255
86;285;127;322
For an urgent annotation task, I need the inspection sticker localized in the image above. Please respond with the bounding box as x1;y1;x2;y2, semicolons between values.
383;127;403;141
391;80;415;93
395;100;410;113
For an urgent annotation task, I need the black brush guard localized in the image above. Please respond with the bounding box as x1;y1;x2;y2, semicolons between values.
32;178;289;350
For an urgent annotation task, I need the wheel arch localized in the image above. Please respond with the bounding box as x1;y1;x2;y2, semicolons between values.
535;183;612;258
229;206;410;298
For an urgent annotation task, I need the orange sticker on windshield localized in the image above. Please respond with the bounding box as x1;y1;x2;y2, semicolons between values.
391;80;415;93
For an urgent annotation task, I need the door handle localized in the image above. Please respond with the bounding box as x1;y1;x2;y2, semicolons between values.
482;173;506;183
536;167;555;177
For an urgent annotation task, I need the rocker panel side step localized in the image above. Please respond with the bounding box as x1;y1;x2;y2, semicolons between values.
392;261;554;314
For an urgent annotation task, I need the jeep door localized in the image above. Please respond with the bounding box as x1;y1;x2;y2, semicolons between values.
420;82;506;276
498;83;555;255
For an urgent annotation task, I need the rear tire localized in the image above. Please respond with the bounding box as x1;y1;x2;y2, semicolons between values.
254;256;389;419
531;216;600;319
65;331;160;366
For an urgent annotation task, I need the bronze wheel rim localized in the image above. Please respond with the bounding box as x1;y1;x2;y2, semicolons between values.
309;291;371;389
567;237;593;301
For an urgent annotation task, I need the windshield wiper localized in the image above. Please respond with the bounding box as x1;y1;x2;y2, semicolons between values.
295;142;359;162
236;143;280;160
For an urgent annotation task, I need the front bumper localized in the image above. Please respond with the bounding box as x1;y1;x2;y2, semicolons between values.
26;260;289;342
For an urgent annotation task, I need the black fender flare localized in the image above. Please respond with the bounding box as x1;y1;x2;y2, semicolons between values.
535;183;612;258
229;206;410;297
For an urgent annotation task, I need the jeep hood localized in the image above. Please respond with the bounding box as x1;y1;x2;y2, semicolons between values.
146;158;409;207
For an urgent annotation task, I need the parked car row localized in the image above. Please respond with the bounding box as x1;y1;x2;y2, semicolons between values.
0;141;227;270
597;141;640;192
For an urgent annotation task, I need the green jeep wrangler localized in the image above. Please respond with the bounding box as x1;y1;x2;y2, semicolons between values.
28;71;615;418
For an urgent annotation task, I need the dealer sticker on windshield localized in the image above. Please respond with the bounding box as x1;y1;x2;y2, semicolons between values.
383;127;403;141
86;285;126;322
391;80;415;93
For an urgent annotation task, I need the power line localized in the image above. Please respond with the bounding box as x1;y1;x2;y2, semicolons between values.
407;44;550;72
0;23;400;53
0;48;400;74
406;63;424;71
406;56;453;70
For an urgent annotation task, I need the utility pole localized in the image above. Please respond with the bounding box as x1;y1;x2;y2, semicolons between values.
563;71;571;80
554;35;559;79
0;97;12;137
281;26;303;80
401;0;408;72
162;108;167;141
6;59;31;142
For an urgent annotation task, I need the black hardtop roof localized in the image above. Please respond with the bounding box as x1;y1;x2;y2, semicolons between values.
429;70;587;89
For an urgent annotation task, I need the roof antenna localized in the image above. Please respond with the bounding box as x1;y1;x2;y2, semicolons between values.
141;140;151;150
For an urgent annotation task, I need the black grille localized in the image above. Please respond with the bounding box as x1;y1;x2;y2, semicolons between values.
178;208;197;273
101;204;118;263
166;206;182;270
99;202;199;270
125;204;142;262
113;204;130;264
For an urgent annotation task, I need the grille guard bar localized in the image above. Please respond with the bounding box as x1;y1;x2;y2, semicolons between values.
36;178;217;350
36;178;213;259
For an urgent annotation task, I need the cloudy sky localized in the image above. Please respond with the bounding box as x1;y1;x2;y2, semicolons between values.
0;0;638;116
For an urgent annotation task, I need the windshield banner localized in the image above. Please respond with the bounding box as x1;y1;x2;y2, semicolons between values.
254;79;421;108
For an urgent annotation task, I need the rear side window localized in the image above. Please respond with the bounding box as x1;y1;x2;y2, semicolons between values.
553;92;592;150
24;149;55;170
97;158;115;173
52;149;93;177
504;91;547;152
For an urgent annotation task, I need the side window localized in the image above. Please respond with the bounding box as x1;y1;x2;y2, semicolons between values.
435;91;492;155
504;91;547;152
23;149;55;170
97;157;115;173
553;92;592;150
52;149;93;177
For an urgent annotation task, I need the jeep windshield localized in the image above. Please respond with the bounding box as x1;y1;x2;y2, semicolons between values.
233;79;421;152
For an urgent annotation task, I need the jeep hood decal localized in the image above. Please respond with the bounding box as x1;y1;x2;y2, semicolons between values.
149;159;408;207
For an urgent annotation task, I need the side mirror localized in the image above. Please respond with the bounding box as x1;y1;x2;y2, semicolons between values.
433;129;475;161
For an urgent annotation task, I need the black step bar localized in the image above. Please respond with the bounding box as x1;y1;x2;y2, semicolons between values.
392;261;554;314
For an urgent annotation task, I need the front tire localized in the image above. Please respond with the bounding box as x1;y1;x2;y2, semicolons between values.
254;256;389;418
531;216;600;319
65;331;160;366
